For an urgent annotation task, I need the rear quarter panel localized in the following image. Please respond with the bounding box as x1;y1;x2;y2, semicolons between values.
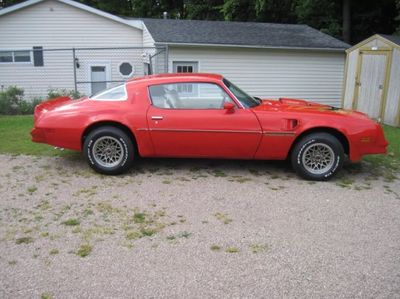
34;83;153;154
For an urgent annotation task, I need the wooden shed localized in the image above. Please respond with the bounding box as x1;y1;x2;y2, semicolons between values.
342;34;400;127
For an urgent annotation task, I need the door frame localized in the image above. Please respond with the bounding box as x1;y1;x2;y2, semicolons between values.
86;61;111;95
352;49;392;120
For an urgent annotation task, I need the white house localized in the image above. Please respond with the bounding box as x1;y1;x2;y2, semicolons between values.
0;0;349;105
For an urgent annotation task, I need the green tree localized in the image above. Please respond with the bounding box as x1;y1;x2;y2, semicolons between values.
351;0;397;43
254;0;296;23
128;0;185;18
0;0;24;8
342;0;351;43
221;0;257;21
294;0;342;38
396;0;400;34
185;0;224;20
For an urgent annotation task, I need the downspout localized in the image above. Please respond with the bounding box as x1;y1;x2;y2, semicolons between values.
165;44;169;73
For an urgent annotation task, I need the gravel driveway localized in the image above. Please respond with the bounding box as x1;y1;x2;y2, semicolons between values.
0;153;399;298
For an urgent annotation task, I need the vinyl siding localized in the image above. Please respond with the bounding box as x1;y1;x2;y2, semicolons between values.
143;25;155;48
142;25;166;74
0;0;142;48
384;48;400;126
0;0;143;98
168;46;345;107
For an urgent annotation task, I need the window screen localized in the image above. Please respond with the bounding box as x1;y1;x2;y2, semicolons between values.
14;51;31;62
0;51;13;63
0;50;31;63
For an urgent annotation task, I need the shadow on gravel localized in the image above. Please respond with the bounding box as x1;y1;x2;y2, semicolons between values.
58;151;396;182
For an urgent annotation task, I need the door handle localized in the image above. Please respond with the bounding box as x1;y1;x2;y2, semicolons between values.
151;116;163;120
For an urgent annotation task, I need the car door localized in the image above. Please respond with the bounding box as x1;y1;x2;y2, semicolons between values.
146;82;262;158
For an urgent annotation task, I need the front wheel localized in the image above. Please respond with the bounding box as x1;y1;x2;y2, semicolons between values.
83;126;135;175
291;133;344;181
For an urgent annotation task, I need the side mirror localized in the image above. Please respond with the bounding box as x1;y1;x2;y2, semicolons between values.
223;102;235;113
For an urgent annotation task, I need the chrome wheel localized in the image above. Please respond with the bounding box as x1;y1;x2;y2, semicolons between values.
92;136;124;168
302;143;334;175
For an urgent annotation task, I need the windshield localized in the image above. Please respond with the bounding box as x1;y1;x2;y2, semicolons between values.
223;78;260;108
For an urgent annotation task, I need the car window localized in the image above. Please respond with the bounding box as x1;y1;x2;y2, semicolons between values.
90;84;127;101
223;78;260;108
148;82;234;109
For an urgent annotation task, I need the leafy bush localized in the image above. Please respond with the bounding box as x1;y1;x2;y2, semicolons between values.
0;86;84;115
0;86;44;115
19;98;43;115
47;88;83;100
0;86;28;115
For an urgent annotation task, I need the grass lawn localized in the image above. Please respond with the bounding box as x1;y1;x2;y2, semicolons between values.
364;125;400;171
0;115;76;157
0;115;399;171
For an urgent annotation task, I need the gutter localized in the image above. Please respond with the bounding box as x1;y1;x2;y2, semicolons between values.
154;42;347;53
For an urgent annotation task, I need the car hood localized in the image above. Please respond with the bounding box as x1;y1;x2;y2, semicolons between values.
252;98;366;118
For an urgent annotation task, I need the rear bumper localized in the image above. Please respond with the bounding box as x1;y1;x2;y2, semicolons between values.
31;127;46;143
31;126;81;151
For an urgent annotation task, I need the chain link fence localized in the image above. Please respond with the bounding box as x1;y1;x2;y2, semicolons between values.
0;46;167;100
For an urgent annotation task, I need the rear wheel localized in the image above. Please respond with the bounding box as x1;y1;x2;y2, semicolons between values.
291;133;344;181
83;126;134;175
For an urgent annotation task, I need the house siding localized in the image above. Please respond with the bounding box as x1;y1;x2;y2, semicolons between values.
0;0;144;98
142;24;166;74
168;46;345;106
142;25;155;48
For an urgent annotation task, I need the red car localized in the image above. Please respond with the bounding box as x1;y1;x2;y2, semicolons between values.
31;73;388;180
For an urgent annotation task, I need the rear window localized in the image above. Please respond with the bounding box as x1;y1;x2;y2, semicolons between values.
90;84;127;101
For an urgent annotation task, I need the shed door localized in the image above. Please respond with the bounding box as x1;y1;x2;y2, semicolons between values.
354;51;388;119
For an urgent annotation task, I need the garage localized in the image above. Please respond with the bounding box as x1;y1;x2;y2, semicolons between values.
143;18;350;107
342;34;400;126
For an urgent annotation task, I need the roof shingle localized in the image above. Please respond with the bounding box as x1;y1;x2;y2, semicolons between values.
141;18;349;50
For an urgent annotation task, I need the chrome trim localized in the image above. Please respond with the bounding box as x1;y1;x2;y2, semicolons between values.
136;128;148;131
151;116;164;120
148;128;262;134
264;131;296;136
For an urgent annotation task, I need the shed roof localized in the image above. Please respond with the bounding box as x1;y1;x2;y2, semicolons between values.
141;18;349;51
379;34;400;47
346;34;400;52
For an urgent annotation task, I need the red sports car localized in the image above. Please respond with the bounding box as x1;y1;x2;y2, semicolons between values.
31;73;388;180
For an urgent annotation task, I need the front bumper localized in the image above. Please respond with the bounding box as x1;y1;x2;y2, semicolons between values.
349;124;388;162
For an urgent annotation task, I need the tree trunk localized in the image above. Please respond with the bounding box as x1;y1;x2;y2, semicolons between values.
342;0;351;43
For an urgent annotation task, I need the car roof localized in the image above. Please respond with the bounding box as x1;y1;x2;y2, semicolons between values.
126;73;223;86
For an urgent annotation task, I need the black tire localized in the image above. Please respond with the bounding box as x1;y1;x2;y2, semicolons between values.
291;133;344;181
83;126;135;175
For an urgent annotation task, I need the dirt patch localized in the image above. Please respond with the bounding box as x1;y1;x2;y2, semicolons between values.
0;154;399;298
